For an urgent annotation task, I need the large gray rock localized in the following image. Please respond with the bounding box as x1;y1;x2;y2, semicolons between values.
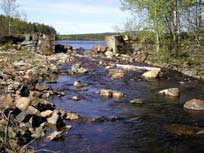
73;80;85;88
47;131;64;141
40;110;53;118
66;112;80;120
71;63;88;74
47;110;65;127
184;99;204;111
16;112;28;122
142;68;161;79
47;111;59;125
158;88;180;97
99;89;124;99
26;106;41;116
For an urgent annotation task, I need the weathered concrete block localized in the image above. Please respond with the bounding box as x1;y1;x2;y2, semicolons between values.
105;35;126;54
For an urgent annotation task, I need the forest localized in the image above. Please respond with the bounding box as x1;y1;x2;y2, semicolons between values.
0;15;57;36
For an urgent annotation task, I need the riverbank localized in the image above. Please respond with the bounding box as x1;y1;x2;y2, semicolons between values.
0;49;74;152
135;44;204;80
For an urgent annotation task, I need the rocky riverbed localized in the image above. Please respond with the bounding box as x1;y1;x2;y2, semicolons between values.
0;49;75;152
0;48;204;153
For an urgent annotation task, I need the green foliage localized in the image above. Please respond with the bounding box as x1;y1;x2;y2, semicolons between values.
19;49;32;56
31;60;38;66
1;41;12;50
0;15;57;36
41;48;52;55
138;31;155;44
121;0;204;52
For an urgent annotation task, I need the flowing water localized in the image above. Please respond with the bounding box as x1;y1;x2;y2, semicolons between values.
32;41;204;153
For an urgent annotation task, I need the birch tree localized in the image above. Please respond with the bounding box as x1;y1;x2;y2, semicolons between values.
0;0;19;35
121;0;165;52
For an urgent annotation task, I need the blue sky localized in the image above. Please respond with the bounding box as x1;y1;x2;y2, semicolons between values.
10;0;130;34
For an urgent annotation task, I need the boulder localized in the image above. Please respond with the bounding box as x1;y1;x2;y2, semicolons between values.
26;106;41;116
99;89;124;99
108;69;125;79
19;85;30;97
35;83;49;91
105;51;114;58
197;129;204;135
99;89;112;97
47;111;59;125
40;110;53;118
184;99;204;111
16;112;28;123
72;96;80;101
47;111;65;127
114;64;137;71
73;80;83;88
71;63;88;74
66;112;80;120
47;131;64;141
41;92;50;99
91;45;107;53
112;91;124;99
55;44;67;53
15;97;30;111
130;99;143;104
142;68;161;79
158;88;180;97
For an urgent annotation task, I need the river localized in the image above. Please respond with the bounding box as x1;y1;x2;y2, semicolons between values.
32;40;204;153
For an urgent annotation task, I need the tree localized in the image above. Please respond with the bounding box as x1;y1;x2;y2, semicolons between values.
120;0;166;52
120;0;204;48
0;0;19;35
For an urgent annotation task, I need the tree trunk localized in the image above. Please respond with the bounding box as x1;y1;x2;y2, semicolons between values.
8;16;11;35
187;5;191;32
195;0;198;27
198;0;202;28
173;0;178;42
154;6;160;52
156;31;160;52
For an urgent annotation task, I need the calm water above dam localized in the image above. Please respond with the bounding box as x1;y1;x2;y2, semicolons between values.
55;40;105;50
32;41;204;153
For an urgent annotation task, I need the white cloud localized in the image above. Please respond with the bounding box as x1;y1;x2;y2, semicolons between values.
16;0;129;34
49;21;120;34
